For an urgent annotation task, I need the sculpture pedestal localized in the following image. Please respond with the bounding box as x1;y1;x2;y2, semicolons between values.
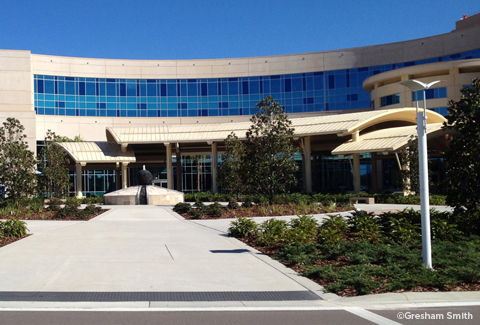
104;186;184;205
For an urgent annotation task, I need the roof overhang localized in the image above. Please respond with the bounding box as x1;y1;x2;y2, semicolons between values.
331;123;447;156
55;142;136;164
105;108;447;145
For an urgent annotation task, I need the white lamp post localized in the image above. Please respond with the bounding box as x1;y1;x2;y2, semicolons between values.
398;79;441;270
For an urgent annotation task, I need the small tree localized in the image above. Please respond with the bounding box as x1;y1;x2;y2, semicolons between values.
243;96;298;204
38;130;71;198
399;136;420;194
0;118;37;201
218;133;246;197
444;78;480;212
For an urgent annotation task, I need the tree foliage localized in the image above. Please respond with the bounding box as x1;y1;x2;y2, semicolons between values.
444;78;480;212
219;96;298;204
0;118;37;201
218;133;246;197
399;136;420;194
38;130;71;198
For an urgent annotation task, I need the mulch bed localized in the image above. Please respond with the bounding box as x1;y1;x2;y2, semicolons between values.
0;235;29;249
0;209;108;249
180;204;354;220
1;209;108;221
235;238;480;297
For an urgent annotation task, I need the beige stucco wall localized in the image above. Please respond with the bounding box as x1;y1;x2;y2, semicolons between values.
30;19;480;79
0;50;36;152
364;60;480;110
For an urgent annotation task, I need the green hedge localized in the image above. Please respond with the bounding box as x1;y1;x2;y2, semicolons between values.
183;192;446;205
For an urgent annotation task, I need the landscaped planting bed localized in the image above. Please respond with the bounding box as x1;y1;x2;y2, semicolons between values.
173;201;354;220
228;209;480;297
0;197;106;248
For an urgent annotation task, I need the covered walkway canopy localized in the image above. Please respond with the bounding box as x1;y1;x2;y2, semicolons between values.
55;141;136;197
332;123;447;156
105;108;446;145
58;108;449;195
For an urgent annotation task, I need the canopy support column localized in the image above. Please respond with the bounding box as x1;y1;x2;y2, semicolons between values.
210;142;218;193
121;162;129;188
176;143;182;191
76;162;86;198
165;143;173;189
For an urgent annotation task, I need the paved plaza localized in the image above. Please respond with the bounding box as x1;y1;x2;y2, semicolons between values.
0;204;478;309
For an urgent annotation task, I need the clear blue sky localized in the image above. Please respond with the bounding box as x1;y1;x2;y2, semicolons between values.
1;0;478;60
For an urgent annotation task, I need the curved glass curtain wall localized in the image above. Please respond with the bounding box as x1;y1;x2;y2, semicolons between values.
34;49;480;117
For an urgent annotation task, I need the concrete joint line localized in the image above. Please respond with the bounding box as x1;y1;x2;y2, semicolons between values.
164;244;174;260
41;259;71;290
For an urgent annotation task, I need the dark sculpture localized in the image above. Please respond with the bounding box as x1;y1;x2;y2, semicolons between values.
136;168;153;205
137;169;153;185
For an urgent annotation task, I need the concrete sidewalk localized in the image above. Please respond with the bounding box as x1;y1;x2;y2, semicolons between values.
0;204;478;310
0;206;328;304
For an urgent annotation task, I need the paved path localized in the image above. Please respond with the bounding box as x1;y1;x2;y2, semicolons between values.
1;203;479;310
0;206;320;294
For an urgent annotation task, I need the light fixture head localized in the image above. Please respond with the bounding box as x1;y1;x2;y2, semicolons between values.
398;79;442;91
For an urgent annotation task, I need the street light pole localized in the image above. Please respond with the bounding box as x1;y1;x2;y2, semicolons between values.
398;79;441;270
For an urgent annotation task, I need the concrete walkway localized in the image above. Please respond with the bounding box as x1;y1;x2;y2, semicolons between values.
1;204;479;309
0;206;323;295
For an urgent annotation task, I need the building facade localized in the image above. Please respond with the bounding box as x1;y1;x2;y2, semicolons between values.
1;14;480;196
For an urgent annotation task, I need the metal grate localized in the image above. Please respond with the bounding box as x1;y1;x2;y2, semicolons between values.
0;291;321;302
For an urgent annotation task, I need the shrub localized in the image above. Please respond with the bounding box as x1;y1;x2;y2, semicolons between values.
46;198;62;212
54;198;81;219
54;207;69;219
80;196;104;204
242;200;253;208
206;202;223;218
228;218;258;238
336;201;354;209
189;209;203;219
84;203;102;215
318;215;349;245
431;219;461;242
347;210;381;243
27;198;44;213
321;201;336;213
227;200;239;210
194;200;206;212
388;217;421;244
0;219;28;238
287;215;318;244
277;243;317;265
253;195;269;206
256;219;289;246
173;202;192;214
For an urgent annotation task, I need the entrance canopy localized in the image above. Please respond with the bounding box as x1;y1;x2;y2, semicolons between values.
55;141;136;164
332;123;446;156
105;108;446;146
56;108;447;166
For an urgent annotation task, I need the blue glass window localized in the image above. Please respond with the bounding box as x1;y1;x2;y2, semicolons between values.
381;94;400;107
412;87;447;101
242;81;249;95
37;79;44;93
33;47;480;117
